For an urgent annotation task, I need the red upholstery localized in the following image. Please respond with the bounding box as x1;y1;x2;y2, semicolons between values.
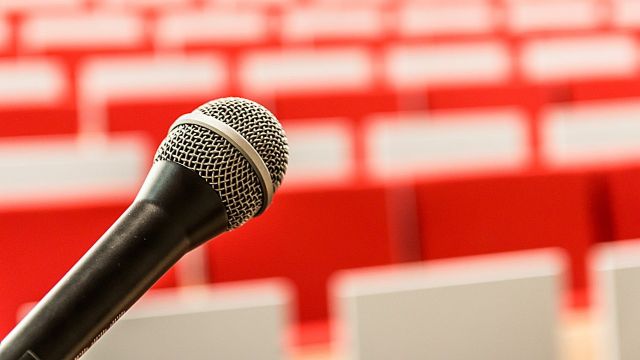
607;165;640;241
274;91;399;120
571;78;640;101
415;172;608;306
207;186;396;323
426;84;557;110
3;0;640;340
0;107;77;138
0;202;176;338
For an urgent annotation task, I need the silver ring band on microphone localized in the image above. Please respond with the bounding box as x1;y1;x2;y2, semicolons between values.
169;112;274;214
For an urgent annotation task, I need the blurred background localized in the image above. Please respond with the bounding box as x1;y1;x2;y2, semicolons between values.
2;0;640;359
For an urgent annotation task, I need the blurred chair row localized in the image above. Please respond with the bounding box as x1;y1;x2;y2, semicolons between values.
2;7;640;53
3;166;640;339
0;0;639;37
76;243;640;360
3;55;640;199
7;97;640;205
0;37;638;106
2;1;640;358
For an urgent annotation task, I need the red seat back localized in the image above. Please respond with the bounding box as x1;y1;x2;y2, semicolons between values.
207;186;397;322
415;172;608;306
607;166;640;241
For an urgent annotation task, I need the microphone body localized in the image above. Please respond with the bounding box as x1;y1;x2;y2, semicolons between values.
0;161;228;360
0;97;289;359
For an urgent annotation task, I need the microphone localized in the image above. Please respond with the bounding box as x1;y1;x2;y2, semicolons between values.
0;97;289;360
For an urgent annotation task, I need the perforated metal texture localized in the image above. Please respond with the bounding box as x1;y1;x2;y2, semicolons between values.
196;97;288;190
154;98;288;229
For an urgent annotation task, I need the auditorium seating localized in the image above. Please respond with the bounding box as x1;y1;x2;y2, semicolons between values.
3;0;640;350
415;172;607;306
206;186;398;326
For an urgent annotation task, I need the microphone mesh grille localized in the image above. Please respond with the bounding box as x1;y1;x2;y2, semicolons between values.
154;97;288;229
155;124;264;229
196;97;288;190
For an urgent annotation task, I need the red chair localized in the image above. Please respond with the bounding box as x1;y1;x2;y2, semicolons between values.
415;172;608;307
207;186;397;324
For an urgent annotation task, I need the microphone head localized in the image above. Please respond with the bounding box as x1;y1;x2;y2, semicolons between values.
154;97;289;229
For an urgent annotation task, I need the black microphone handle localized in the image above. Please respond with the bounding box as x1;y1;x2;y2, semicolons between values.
0;161;228;360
